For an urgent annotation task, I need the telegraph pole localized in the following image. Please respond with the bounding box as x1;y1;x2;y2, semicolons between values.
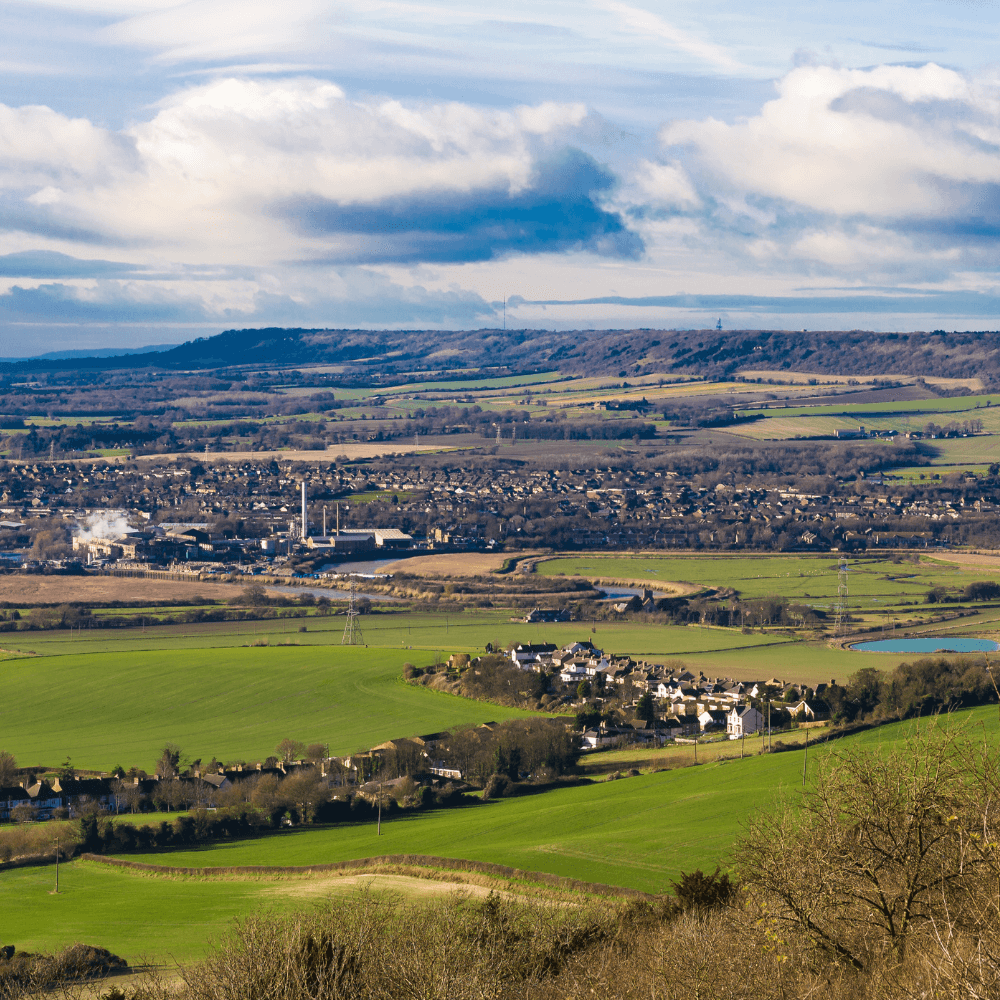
802;728;809;787
51;838;60;894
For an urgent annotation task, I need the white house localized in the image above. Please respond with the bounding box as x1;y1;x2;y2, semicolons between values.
509;643;557;668
584;657;612;677
788;699;826;720
727;705;765;738
699;709;729;732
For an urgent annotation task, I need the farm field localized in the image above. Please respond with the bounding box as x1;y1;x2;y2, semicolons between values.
135;440;475;465
535;552;993;600
3;609;794;659
381;551;522;575
0;574;259;605
0;645;541;772
737;370;984;391
4;708;992;963
738;393;1000;419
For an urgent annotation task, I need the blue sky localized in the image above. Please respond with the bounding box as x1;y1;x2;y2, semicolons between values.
2;0;1000;352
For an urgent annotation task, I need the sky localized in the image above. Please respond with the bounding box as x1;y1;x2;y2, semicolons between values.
2;0;1000;353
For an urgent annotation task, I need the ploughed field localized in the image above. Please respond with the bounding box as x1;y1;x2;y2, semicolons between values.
4;708;995;964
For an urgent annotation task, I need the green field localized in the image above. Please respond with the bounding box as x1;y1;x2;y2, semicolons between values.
5;708;994;962
0;645;542;772
6;597;999;776
536;552;992;600
3;608;794;659
1;861;282;961
738;393;1000;419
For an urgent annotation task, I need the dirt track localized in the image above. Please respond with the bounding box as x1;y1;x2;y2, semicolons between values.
264;872;496;901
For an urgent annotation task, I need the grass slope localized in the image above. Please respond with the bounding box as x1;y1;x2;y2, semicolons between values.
7;708;995;963
0;646;539;772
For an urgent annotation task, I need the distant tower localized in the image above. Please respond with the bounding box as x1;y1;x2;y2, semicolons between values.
834;558;849;635
300;481;308;541
716;318;723;331
342;577;364;645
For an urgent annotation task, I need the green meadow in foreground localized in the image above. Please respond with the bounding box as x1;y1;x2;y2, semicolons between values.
119;710;982;888
4;707;994;963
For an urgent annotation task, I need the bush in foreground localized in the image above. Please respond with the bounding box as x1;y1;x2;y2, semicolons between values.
0;944;127;998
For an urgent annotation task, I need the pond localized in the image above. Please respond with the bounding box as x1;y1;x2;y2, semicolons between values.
851;637;999;653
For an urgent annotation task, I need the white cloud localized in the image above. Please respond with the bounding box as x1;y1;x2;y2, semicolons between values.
597;0;743;72
630;159;700;208
0;77;590;263
104;0;331;64
657;63;1000;219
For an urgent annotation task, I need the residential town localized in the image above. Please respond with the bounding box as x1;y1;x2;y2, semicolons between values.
0;452;995;578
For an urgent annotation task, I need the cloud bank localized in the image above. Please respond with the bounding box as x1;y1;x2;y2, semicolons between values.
4;20;1000;344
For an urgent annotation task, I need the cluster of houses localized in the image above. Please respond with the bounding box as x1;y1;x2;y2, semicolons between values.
0;763;295;823
510;640;828;747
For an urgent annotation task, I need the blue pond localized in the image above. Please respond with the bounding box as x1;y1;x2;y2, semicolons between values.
851;637;1000;653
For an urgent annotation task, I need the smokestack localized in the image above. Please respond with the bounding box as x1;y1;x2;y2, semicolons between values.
301;481;308;541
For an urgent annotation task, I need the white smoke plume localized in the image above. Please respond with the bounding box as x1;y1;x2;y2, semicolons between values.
75;510;132;542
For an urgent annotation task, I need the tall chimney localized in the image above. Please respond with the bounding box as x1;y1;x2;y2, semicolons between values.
300;481;308;541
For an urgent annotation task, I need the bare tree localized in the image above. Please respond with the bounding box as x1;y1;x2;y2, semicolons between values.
155;744;183;779
734;724;1000;971
276;738;305;764
0;750;16;786
111;779;142;814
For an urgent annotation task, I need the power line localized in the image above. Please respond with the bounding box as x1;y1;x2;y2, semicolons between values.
834;557;849;636
341;577;364;645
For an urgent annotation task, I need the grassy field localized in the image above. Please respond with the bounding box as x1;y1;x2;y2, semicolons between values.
535;552;991;600
737;393;1000;419
0;645;542;772
4;708;993;963
1;860;282;962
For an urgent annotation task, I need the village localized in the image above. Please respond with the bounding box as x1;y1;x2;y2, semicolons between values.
0;638;827;827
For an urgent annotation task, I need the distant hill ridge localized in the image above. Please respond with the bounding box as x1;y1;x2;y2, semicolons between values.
2;327;998;384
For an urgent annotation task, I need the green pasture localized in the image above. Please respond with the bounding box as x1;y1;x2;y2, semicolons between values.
920;436;1000;466
383;371;564;395
349;490;415;504
0;860;281;962
2;607;792;660
103;709;1000;888
890;465;990;481
5;708;993;963
738;393;1000;419
5;598;997;712
0;645;541;773
536;552;990;600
